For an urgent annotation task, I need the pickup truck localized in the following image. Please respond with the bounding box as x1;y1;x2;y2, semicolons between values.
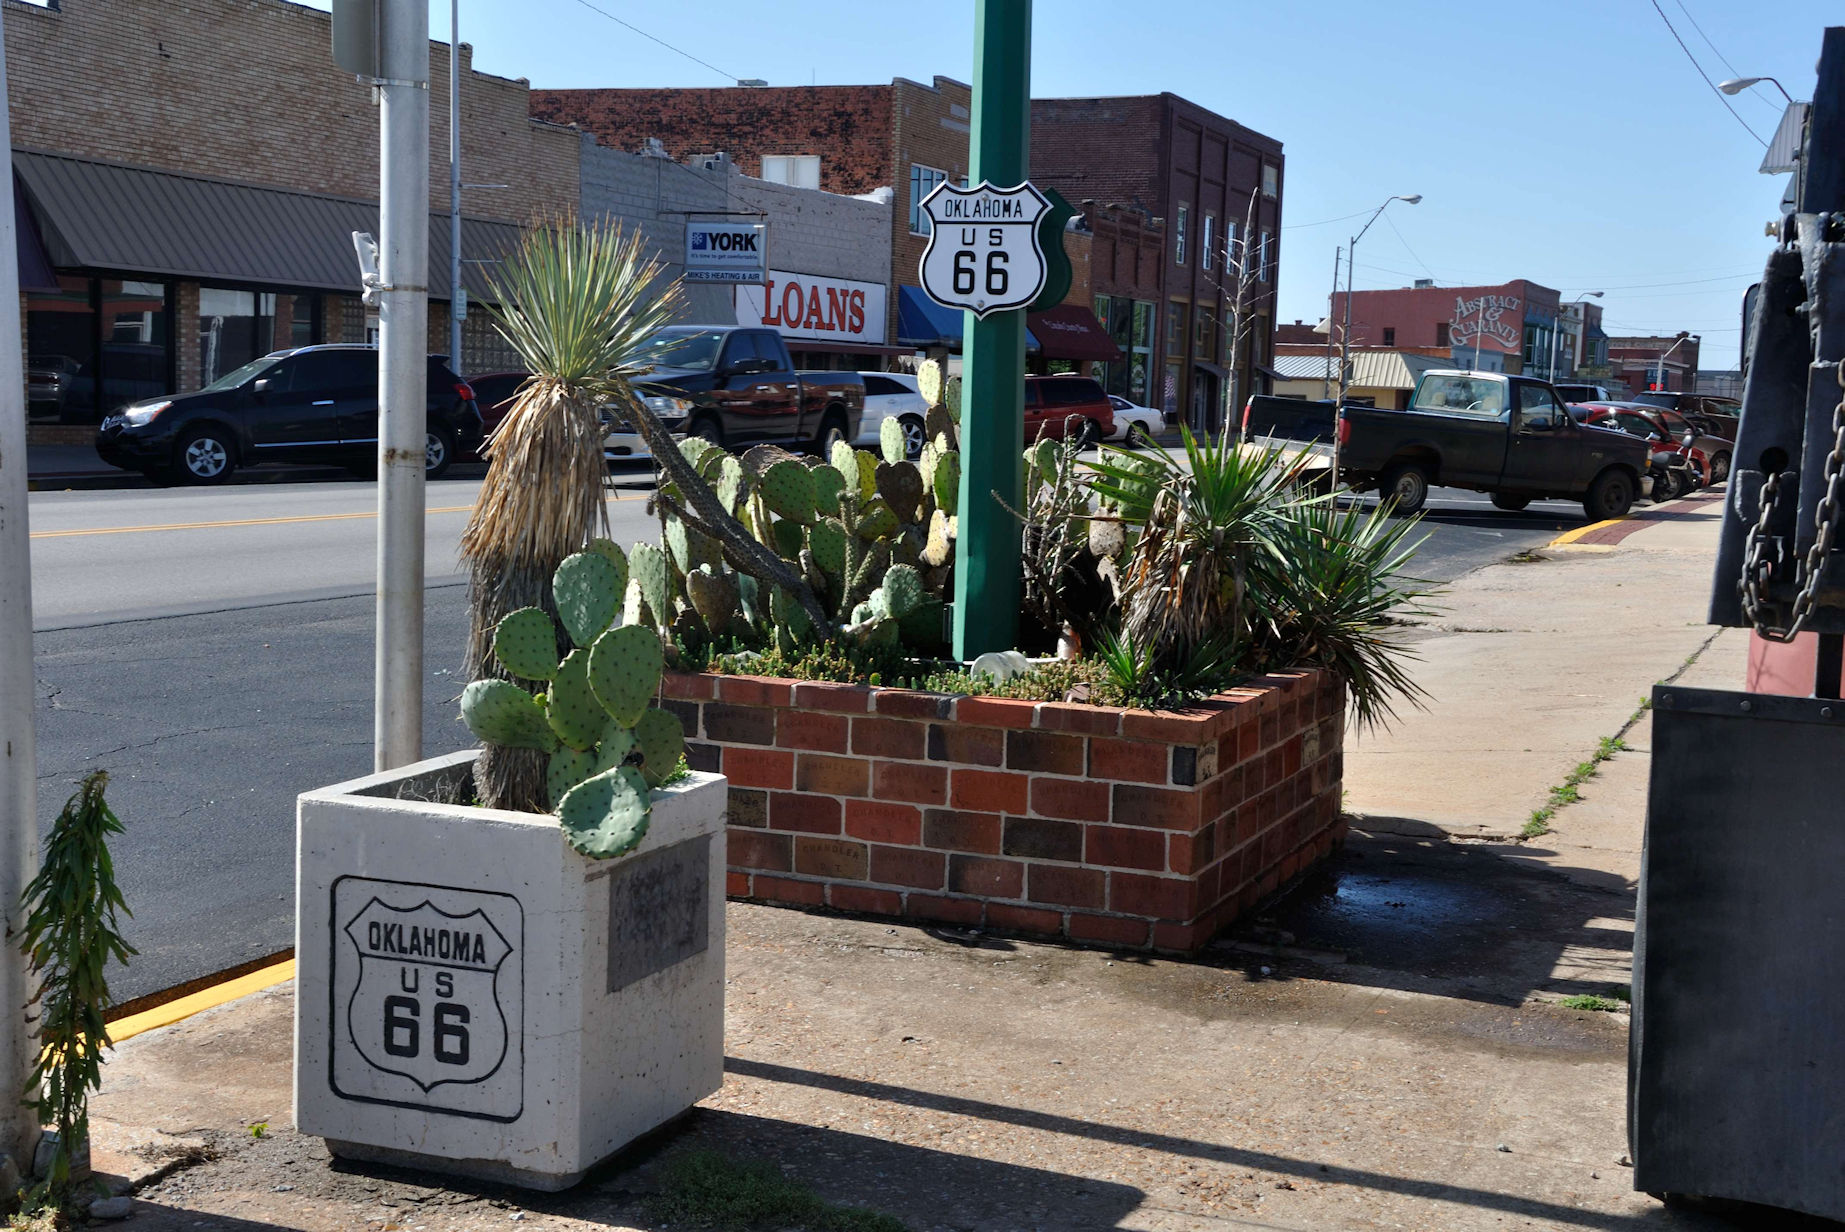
1336;370;1649;519
629;325;864;454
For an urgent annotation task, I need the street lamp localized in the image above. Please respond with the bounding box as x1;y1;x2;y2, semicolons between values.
1549;292;1602;382
1334;194;1420;491
1651;333;1698;392
1719;76;1795;104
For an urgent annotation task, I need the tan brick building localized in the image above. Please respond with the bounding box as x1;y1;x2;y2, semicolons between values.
5;0;578;427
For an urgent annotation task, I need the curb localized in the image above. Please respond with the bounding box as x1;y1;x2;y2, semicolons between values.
1546;491;1723;550
107;953;295;1044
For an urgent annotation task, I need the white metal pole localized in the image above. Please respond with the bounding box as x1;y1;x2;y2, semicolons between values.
0;5;42;1165
449;0;463;376
1323;245;1340;402
375;0;430;770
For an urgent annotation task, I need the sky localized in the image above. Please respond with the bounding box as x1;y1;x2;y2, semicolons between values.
301;0;1839;370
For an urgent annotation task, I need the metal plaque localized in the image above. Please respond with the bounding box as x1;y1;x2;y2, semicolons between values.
607;835;710;993
918;180;1051;318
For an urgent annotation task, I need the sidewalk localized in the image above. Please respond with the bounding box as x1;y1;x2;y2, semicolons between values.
74;492;1783;1231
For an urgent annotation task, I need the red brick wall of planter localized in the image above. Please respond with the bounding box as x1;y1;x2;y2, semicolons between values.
660;668;1346;955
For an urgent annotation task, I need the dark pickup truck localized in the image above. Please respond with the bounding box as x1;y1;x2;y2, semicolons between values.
631;325;864;454
1335;370;1649;519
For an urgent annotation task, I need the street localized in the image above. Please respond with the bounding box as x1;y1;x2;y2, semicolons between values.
29;465;1599;1000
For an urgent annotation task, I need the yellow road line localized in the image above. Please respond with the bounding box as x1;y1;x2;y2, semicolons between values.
1548;518;1622;547
108;958;296;1044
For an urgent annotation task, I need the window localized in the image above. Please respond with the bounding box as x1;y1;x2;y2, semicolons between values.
1195;306;1215;358
198;287;277;387
1257;231;1272;281
1412;373;1507;419
1201;214;1215;272
1174;205;1188;265
1262;163;1279;199
1435;321;1451;347
27;276;176;423
288;349;375;396
1382;327;1396;347
1166;302;1187;355
1516;384;1562;427
761;155;820;190
909;165;948;235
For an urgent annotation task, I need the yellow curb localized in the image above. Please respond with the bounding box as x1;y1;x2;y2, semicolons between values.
1548;518;1623;547
108;958;295;1044
1547;542;1618;553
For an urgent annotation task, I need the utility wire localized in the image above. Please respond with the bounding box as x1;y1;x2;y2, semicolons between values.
1672;0;1778;113
564;0;737;83
1281;209;1374;231
1381;211;1439;283
1648;0;1767;146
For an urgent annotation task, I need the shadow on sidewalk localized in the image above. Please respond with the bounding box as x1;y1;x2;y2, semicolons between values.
1226;830;1637;1007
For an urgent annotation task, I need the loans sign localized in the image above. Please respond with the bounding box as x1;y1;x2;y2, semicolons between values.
685;221;767;283
735;270;887;344
918;181;1050;318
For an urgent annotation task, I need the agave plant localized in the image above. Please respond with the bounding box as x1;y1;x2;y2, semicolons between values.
461;218;683;813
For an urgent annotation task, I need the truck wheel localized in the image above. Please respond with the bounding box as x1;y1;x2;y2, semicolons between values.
1490;493;1530;512
814;410;849;457
1584;468;1635;521
1380;464;1429;515
172;427;236;485
687;415;725;449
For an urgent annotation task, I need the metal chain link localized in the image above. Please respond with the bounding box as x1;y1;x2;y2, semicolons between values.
1742;362;1845;641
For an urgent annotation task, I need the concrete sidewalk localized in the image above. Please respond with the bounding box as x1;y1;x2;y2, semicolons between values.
70;490;1790;1231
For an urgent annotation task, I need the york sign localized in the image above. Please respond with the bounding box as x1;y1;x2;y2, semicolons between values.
685;221;767;284
918;181;1050;318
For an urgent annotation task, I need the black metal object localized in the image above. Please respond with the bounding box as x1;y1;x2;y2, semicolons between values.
1632;684;1845;1219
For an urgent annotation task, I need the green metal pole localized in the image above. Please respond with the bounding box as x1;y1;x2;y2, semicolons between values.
953;0;1031;661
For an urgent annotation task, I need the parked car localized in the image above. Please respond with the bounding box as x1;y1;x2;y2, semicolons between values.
94;344;482;485
632;326;864;454
855;371;929;459
1573;401;1732;483
1105;395;1163;445
1331;370;1648;519
1554;382;1614;404
1632;391;1741;419
1023;375;1115;446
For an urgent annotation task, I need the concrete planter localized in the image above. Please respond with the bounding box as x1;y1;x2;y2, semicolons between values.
294;750;728;1191
663;667;1345;954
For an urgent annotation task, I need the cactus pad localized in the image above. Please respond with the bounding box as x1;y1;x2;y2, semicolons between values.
630;542;672;627
1029;439;1060;478
716;455;749;513
770;516;807;560
546;649;605;751
679;436;716;472
666;517;719;573
880;417;906;466
553;552;620;648
925;402;955;451
856;499;899;541
809;517;848;577
633;707;687;788
557;765;651;859
917;358;943;407
882;563;924;618
898;594;946;649
933;449;960;515
1088;515;1126;558
759;459;817;525
546;745;597;808
875;461;925;524
922;508;953;568
460;679;559;752
588;624;665;727
685;564;740;636
854;450;880;498
591;721;637;776
810;464;847;517
493;608;560;681
942;375;962;423
829;438;858;478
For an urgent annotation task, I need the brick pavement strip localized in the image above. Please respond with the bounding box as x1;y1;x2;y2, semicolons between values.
83;901;1722;1232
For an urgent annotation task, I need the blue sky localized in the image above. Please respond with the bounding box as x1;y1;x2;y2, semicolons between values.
304;0;1838;369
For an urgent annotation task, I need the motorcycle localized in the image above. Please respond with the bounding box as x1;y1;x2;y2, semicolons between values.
1647;433;1699;503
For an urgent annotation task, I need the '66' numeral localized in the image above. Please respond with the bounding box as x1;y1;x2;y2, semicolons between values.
383;995;471;1065
952;249;1010;297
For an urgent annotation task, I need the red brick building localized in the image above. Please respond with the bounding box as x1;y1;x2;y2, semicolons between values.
1031;94;1285;429
1330;279;1564;377
1608;332;1701;396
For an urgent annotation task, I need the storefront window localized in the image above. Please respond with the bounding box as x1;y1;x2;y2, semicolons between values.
26;275;97;424
1163;362;1181;419
100;280;170;410
198;287;277;387
1094;295;1156;404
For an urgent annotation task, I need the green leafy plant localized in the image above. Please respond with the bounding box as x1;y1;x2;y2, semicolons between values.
21;772;136;1210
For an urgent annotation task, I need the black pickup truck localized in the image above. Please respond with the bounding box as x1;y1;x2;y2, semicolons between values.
631;326;864;454
1335;370;1649;520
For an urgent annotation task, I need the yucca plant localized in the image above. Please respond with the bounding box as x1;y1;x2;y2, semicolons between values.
462;218;683;812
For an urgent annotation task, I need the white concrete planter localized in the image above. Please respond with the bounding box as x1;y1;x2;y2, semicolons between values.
293;750;727;1190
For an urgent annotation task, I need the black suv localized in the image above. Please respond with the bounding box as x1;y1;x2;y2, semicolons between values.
95;345;483;484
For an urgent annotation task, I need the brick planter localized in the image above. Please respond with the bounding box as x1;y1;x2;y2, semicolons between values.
663;667;1346;955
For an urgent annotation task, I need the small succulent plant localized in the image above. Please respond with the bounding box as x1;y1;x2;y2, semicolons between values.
460;542;685;860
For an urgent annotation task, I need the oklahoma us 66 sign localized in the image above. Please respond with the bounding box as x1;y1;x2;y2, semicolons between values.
918;180;1051;317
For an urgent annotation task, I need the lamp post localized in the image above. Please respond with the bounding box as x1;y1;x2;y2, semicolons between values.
1719;75;1795;104
1549;292;1602;382
1333;194;1419;489
1652;333;1697;392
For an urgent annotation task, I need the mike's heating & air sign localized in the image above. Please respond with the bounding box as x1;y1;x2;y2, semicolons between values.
736;270;888;345
684;221;767;283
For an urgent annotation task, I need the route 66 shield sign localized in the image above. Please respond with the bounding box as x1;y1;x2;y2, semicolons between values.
330;878;523;1121
918;180;1051;318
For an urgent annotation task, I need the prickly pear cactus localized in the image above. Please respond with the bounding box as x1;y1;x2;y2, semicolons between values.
882;563;924;619
875;461;924;524
557;765;651;859
630;542;672;627
461;679;558;752
587;538;630;594
588;623;665;727
633;707;687;789
546;745;596;809
493;608;560;682
759;459;818;525
553;552;619;648
879;417;906;465
685;564;739;636
546;649;605;751
810;464;847;517
933;449;961;515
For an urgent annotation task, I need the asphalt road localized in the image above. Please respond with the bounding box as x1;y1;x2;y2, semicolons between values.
27;463;1594;1000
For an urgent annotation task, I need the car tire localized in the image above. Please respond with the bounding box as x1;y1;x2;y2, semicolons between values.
813;410;849;457
1490;493;1530;512
424;425;457;480
687;414;725;449
1584;468;1636;521
1711;450;1731;484
172;427;236;485
1380;463;1430;515
1125;421;1158;450
898;414;927;460
1653;470;1681;502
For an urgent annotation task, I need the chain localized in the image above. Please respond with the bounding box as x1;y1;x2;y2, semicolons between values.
1742;362;1845;641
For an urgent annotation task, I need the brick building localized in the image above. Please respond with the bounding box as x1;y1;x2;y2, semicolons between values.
1030;94;1285;430
1609;332;1701;396
1330;279;1565;378
6;0;582;427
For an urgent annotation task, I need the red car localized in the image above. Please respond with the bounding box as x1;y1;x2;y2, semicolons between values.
1572;401;1731;483
1024;375;1116;446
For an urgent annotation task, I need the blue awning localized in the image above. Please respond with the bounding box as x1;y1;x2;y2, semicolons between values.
896;285;1047;352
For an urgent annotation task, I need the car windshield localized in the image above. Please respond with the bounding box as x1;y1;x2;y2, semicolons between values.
643;330;726;372
198;354;284;395
1413;375;1506;417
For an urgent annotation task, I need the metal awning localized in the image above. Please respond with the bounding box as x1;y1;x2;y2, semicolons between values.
12;173;56;293
12;149;522;301
1024;303;1120;362
896;285;1060;353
